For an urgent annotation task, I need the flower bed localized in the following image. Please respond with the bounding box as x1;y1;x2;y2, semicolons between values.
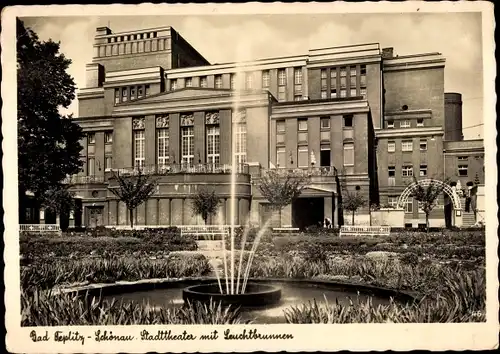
22;253;210;292
20;228;198;263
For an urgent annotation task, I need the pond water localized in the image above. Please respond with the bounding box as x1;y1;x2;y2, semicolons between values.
103;281;393;324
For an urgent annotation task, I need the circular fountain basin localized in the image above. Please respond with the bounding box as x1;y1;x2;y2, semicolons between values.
183;283;281;308
95;278;415;324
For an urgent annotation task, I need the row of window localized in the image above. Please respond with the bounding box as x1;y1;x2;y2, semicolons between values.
387;165;427;180
321;65;367;99
87;132;113;144
387;139;428;152
386;119;425;129
275;143;354;168
114;85;151;104
170;67;303;102
132;124;247;169
106;31;158;43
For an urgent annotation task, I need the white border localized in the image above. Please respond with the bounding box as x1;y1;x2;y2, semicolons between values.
2;2;498;353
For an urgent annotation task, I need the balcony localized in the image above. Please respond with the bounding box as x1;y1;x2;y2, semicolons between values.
112;163;249;176
262;166;337;178
62;175;105;184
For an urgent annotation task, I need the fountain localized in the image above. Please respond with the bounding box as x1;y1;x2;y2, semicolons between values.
94;48;414;324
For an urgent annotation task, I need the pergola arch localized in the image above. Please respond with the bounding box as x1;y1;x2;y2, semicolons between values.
396;179;462;210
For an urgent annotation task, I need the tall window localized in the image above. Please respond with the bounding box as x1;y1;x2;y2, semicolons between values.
133;130;145;169
278;69;286;101
360;65;367;88
420;139;427;151
343;143;354;166
138;86;144;98
388;166;396;186
344;114;353;128
276;120;285;144
230;74;235;89
402;140;413;152
157;129;169;168
402;165;413;177
419;164;427;177
321;69;327;99
417;118;424;127
387;141;396;152
144;84;150;96
294;67;302;99
185;77;193;87
350;66;357;89
278;69;286;86
170;80;177;91
330;69;337;98
206;126;220;165
200;76;208;88
276;147;286;168
130;87;136;100
245;72;253;89
387;120;394;129
234;123;247;164
262;70;270;88
405;198;413;213
105;156;112;170
215;75;222;89
87;133;96;144
105;131;113;143
122;87;128;102
114;89;120;104
181;126;195;166
298;146;308;168
88;157;95;176
298;119;308;142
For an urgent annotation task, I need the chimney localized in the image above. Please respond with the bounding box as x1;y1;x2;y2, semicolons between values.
381;47;394;59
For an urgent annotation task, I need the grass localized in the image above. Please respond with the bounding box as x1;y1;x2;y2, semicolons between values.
22;289;245;326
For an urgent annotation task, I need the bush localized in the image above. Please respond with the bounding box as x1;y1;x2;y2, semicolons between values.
20;228;197;261
22;289;245;326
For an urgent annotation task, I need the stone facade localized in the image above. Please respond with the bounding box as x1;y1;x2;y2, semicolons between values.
56;25;485;229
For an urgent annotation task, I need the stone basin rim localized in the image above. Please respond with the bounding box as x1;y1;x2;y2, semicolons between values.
54;277;419;303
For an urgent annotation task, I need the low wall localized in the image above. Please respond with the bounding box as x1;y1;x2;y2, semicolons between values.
370;209;405;228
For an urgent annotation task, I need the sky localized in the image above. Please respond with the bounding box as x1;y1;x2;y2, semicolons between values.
22;12;484;139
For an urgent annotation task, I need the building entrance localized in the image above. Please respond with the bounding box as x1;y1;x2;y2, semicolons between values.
86;206;104;228
292;197;324;230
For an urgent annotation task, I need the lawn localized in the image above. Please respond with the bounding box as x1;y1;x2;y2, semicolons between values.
20;227;486;325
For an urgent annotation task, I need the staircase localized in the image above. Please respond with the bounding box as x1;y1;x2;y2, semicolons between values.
460;197;477;227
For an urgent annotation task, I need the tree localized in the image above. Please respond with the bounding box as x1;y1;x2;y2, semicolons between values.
107;169;158;228
17;19;84;222
410;177;446;232
39;184;76;216
342;188;367;225
191;188;220;225
258;169;310;225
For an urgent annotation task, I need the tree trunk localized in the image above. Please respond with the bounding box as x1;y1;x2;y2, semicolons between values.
129;208;134;229
425;212;429;233
352;211;355;225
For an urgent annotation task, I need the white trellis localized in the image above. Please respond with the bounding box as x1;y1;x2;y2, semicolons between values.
396;179;462;210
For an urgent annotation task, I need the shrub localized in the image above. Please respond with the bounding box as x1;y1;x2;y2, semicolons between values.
21;289;245;326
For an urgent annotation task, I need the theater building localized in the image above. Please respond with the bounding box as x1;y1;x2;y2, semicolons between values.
52;25;484;229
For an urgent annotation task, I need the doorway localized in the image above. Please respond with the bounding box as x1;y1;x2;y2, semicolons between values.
86;206;104;228
320;149;331;167
292;197;324;230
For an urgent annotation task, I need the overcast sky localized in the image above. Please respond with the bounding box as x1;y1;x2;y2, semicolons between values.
22;12;483;139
